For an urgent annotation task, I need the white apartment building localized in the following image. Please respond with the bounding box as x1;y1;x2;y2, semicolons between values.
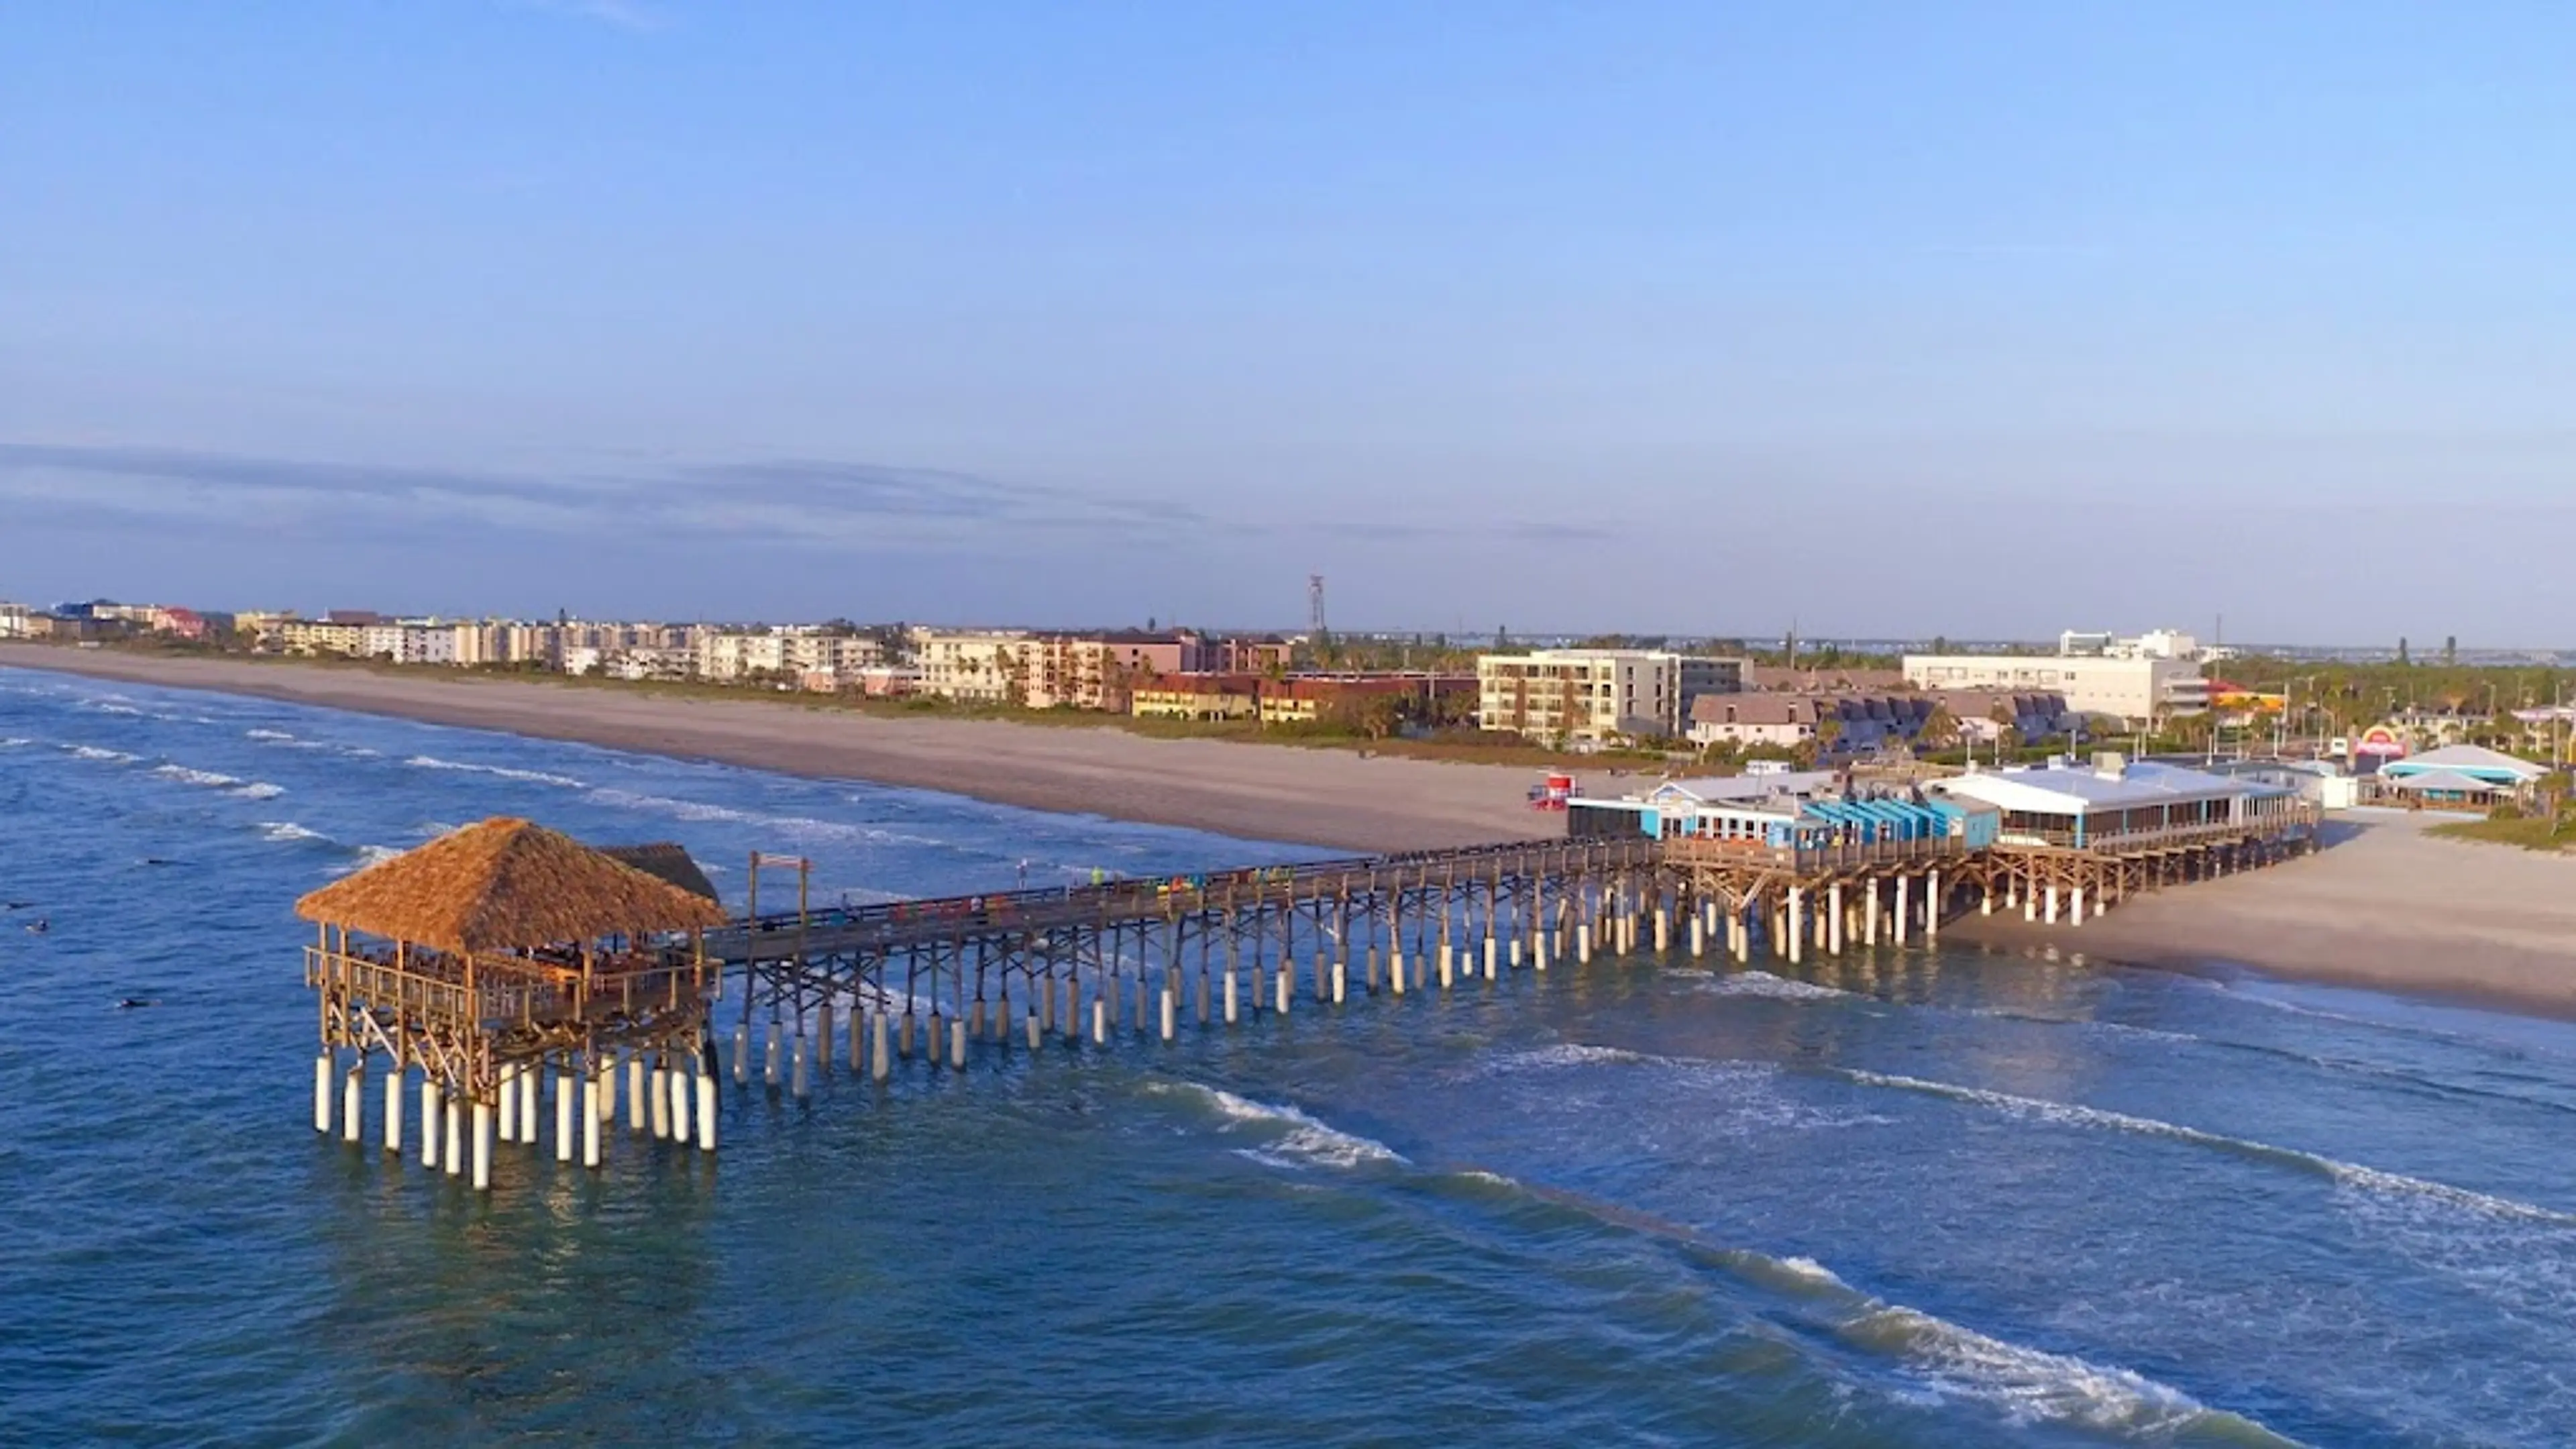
1902;653;2206;724
1477;649;1746;746
912;629;1027;704
0;602;35;639
694;629;883;684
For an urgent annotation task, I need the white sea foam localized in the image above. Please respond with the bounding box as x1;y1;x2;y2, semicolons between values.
231;782;284;800
245;728;297;741
1701;969;1855;1002
151;764;244;788
66;745;138;762
260;822;327;843
584;788;948;849
1841;1068;2576;1226
1486;1042;1660;1073
1842;1303;2273;1439
405;755;584;788
0;737;29;747
347;845;403;869
1148;1081;1405;1169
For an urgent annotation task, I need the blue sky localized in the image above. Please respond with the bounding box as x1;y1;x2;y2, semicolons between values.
3;3;2572;642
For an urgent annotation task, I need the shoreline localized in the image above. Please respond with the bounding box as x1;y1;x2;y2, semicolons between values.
14;646;2576;1024
0;645;1558;854
1938;809;2576;1024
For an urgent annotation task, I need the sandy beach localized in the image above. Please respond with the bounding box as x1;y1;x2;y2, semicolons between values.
1947;808;2576;1018
0;645;1559;853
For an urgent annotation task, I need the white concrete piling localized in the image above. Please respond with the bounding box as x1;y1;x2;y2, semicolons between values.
342;1064;364;1145
1927;870;1942;938
951;1019;967;1069
2045;885;2060;924
519;1065;539;1146
873;1011;892;1082
1161;986;1177;1041
582;1073;602;1169
1483;936;1497;981
1866;878;1882;947
1091;996;1108;1046
421;1078;441;1171
444;1097;464;1179
651;1061;671;1138
790;1031;809;1097
1689;914;1704;958
696;1071;717;1152
496;1065;517;1144
1332;959;1347;1005
763;1028;782;1088
1225;968;1242;1022
1389;951;1405;995
1654;906;1669;955
733;1024;749;1084
471;1100;492;1191
2070;885;2086;926
850;1006;865;1072
1787;888;1805;966
1576;924;1593;965
629;1055;648;1132
314;1054;333;1134
668;1064;690;1142
1511;937;1524;969
555;1067;575;1164
1828;883;1845;955
1438;948;1454;990
1894;875;1911;945
1026;1010;1042;1051
1275;965;1291;1016
384;1067;404;1157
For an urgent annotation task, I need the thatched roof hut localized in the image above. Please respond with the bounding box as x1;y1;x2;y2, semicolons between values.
295;817;728;954
594;842;720;904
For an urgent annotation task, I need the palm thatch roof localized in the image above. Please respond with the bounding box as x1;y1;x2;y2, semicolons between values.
295;817;729;953
595;842;720;903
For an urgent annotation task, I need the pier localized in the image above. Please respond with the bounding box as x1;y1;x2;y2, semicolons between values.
299;788;2320;1191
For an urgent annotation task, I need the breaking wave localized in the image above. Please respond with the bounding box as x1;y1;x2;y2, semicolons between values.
1145;1080;1405;1170
1839;1069;2576;1226
66;745;139;763
231;782;284;800
583;788;949;849
259;822;327;844
1698;969;1856;1002
404;755;585;788
150;764;243;788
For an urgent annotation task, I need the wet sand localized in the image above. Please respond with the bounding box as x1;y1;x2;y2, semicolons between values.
1946;809;2576;1018
0;645;1558;853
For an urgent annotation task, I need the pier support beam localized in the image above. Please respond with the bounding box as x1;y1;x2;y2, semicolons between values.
342;1064;364;1146
471;1099;492;1192
498;1065;518;1143
873;1012;892;1081
555;1067;574;1164
2070;886;2086;926
2045;885;2060;925
696;1071;718;1152
314;1054;333;1135
1926;870;1941;939
421;1079;441;1171
1224;967;1242;1022
444;1097;464;1179
1827;883;1845;955
1786;888;1805;966
385;1067;405;1158
1895;875;1911;946
582;1073;602;1169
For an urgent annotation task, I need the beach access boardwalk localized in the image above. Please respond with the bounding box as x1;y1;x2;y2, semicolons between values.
299;804;2319;1192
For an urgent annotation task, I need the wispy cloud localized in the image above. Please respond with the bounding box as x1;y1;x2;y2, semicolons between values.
0;442;1193;551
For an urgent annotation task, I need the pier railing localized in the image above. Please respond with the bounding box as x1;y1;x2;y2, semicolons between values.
305;946;709;1030
707;837;1664;964
1661;835;1970;875
1997;803;2323;854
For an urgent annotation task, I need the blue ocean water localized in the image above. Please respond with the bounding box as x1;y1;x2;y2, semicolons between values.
4;665;2575;1448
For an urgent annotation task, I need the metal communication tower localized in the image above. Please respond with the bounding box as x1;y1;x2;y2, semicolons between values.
1308;574;1327;637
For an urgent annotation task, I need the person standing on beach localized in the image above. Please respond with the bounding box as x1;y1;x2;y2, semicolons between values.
1018;858;1030;890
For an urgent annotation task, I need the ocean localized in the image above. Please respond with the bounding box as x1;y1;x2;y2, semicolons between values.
3;665;2573;1448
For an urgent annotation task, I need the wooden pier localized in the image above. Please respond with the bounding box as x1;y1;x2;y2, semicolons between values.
299;804;2319;1190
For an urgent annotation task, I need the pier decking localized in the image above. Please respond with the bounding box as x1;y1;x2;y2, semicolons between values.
301;800;2320;1190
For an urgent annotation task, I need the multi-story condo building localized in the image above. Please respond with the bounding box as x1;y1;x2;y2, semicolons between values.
1477;649;1746;746
1902;653;2205;724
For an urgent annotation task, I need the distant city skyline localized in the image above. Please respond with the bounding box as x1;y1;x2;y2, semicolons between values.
6;5;2574;639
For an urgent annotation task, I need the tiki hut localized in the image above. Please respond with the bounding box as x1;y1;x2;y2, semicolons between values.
594;842;720;905
297;817;727;955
